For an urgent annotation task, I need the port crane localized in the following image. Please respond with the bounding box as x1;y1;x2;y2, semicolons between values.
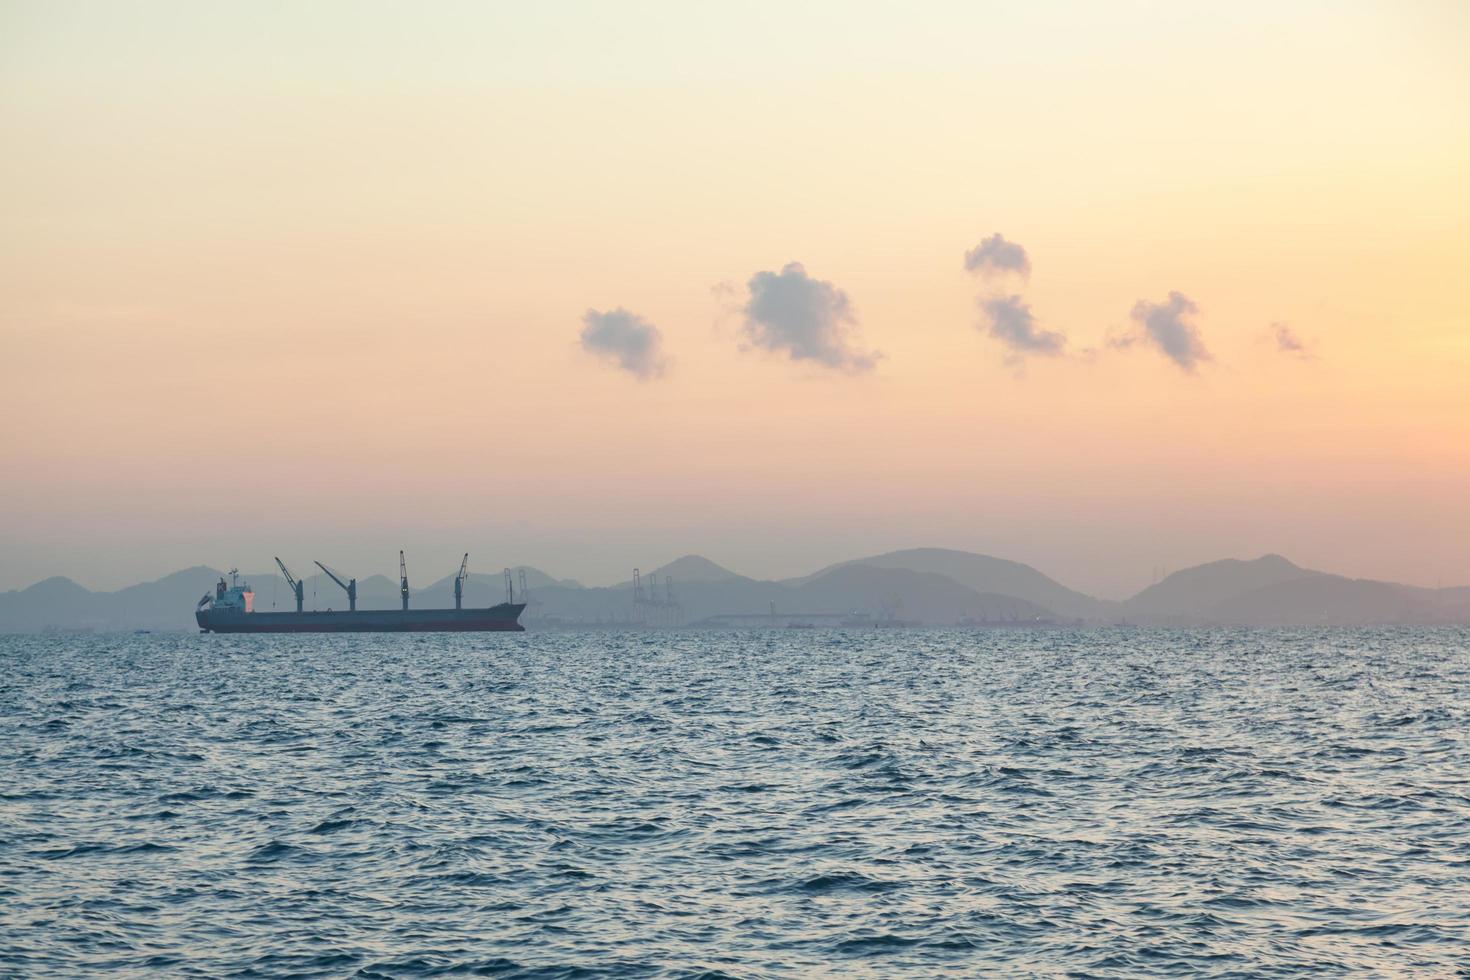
314;561;357;612
274;557;305;613
454;553;469;609
400;550;410;610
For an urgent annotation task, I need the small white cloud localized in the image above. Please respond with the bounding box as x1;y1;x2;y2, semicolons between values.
1272;322;1311;357
964;233;1031;279
741;262;879;373
1117;291;1211;373
580;308;668;380
979;294;1066;357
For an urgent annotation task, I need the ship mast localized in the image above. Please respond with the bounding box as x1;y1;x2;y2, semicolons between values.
314;561;357;612
400;550;410;611
454;553;469;609
274;557;305;613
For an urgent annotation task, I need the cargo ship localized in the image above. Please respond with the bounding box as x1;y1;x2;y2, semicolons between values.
196;554;525;633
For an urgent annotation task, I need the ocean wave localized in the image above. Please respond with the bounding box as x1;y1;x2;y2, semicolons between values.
1;627;1467;975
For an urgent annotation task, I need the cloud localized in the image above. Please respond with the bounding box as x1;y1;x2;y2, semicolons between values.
741;262;879;372
1120;291;1211;372
579;307;668;380
964;233;1030;279
979;294;1066;357
1272;322;1311;356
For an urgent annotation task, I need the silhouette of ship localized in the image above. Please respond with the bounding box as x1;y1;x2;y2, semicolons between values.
195;555;525;633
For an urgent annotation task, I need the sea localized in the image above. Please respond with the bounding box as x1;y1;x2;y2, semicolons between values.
1;628;1467;977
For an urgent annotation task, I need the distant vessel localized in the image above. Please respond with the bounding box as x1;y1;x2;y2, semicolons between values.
195;555;525;634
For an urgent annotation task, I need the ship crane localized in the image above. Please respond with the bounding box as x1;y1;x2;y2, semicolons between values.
314;561;357;612
274;557;305;613
454;553;469;610
400;550;410;611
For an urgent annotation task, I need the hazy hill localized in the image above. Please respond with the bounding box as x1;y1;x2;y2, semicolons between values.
0;575;97;632
1207;575;1461;625
109;567;239;625
4;550;1467;632
792;565;1054;623
1118;554;1470;625
0;566;223;632
795;548;1104;618
609;555;746;592
0;548;1103;632
523;562;1058;626
1124;554;1315;619
646;554;743;583
529;575;787;625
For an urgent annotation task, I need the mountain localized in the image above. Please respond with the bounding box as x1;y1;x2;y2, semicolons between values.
646;555;743;583
0;575;95;632
528;576;786;626
795;548;1104;618
521;563;1057;627
1208;575;1463;625
0;566;224;632
1124;554;1315;619
792;565;1054;623
14;576;92;604
108;567;240;625
609;555;746;591
4;550;1467;632
1120;554;1470;625
512;566;585;591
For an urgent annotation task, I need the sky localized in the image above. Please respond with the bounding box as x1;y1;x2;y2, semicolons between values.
2;0;1468;597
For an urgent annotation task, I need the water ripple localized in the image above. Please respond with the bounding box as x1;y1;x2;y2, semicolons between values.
0;628;1467;976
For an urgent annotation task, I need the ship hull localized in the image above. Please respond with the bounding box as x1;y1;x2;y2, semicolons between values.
197;603;526;633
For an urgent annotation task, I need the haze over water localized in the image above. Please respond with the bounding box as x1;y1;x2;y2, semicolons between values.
3;629;1467;976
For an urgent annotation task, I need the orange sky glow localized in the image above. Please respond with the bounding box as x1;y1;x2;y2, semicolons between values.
2;1;1467;595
